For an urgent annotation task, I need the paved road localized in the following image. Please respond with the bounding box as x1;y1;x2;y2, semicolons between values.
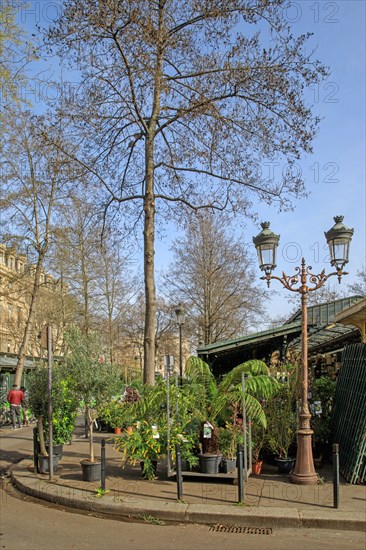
1;427;365;550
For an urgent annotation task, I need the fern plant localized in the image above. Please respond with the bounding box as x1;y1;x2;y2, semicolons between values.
183;357;279;454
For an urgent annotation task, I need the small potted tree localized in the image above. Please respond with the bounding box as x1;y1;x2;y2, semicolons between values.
98;399;126;434
251;422;265;474
64;327;121;482
28;363;77;473
264;377;298;473
218;425;242;473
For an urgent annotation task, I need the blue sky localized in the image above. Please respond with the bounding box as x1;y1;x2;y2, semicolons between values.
157;1;366;325
247;1;366;323
17;1;365;327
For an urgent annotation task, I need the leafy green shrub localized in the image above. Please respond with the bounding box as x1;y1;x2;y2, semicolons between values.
311;376;337;446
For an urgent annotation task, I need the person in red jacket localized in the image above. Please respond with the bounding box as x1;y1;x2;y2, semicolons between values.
7;384;24;430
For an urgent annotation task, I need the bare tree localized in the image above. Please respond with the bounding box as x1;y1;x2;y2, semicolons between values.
0;0;36;110
53;198;103;335
348;266;366;297
0;110;75;385
46;0;328;383
94;235;140;363
164;212;266;344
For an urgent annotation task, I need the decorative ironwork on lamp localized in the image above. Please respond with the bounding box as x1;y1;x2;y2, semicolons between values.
253;216;353;485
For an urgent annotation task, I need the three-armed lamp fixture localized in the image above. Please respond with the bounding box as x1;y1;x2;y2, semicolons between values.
253;216;353;485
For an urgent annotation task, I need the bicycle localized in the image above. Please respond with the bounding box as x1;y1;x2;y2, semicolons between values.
0;403;12;427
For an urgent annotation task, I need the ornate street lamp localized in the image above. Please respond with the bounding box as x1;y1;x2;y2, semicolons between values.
253;216;353;485
175;303;186;382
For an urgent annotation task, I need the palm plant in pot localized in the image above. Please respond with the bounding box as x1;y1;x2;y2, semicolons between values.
64;327;121;482
184;357;279;474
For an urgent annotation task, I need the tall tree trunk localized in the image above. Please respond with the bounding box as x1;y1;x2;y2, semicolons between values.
37;416;47;457
143;136;157;385
143;6;164;385
14;255;44;387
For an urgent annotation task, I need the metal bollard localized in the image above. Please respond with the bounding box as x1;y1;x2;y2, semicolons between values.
101;439;106;491
33;427;40;473
333;443;340;509
237;444;244;503
175;444;183;501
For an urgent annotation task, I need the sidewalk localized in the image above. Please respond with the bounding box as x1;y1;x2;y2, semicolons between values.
9;427;365;531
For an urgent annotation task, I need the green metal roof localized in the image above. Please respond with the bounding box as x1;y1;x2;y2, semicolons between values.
197;296;364;374
285;295;364;326
197;321;302;355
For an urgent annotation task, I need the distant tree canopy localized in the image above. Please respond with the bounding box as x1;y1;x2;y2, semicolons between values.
164;212;266;344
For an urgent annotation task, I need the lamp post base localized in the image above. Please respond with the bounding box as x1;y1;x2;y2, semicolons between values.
290;427;318;485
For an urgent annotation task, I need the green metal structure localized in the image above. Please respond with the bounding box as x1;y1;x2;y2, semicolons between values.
331;343;366;484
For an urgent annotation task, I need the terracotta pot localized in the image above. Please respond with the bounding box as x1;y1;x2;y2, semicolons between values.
252;460;263;475
114;427;122;434
126;426;133;434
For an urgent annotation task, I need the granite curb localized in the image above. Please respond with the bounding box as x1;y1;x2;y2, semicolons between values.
10;459;366;532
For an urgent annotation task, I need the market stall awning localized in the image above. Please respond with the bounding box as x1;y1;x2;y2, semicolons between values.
197;296;364;376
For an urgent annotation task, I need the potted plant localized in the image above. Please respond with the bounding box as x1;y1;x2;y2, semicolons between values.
64;327;121;482
99;399;127;434
28;363;77;472
250;422;265;475
264;367;298;473
114;420;162;479
218;402;245;473
184;357;279;474
168;425;199;472
310;375;337;466
218;424;242;473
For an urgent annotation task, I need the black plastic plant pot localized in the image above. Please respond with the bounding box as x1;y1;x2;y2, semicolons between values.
38;455;60;474
275;456;295;474
80;460;101;482
198;453;222;474
45;444;64;460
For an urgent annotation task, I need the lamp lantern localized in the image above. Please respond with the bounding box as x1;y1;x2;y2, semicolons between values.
175;303;186;326
253;221;280;276
325;215;354;272
253;216;354;485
